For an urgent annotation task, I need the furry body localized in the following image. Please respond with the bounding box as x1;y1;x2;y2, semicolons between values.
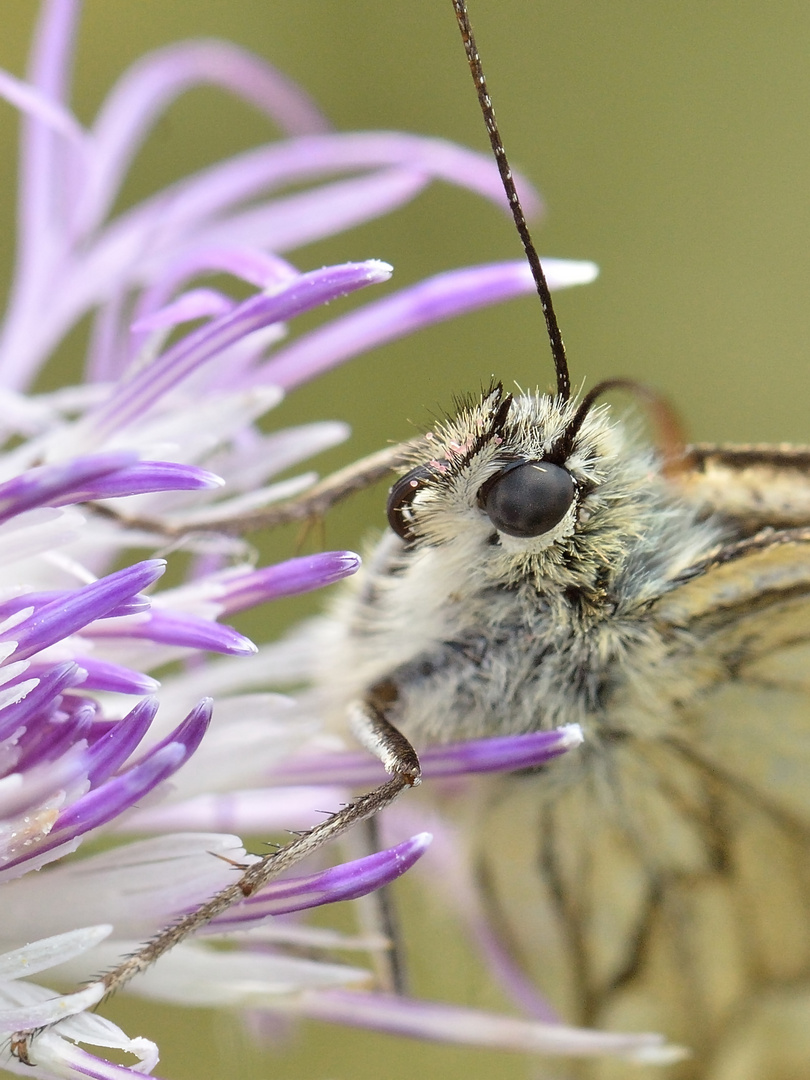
321;388;723;748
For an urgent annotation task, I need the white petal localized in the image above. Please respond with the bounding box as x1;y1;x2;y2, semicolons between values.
91;940;369;1007
0;509;85;568
163;472;315;527
120;786;345;835
0;981;104;1034
542;257;600;288
0;661;32;689
0;926;112;981
0;678;39;713
0;835;82;885
25;1022;159;1078
0;836;247;942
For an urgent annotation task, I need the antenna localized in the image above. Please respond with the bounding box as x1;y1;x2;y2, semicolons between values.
451;0;571;402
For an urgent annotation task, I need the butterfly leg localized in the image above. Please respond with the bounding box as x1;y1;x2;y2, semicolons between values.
346;683;418;994
90;439;421;538
357;814;411;994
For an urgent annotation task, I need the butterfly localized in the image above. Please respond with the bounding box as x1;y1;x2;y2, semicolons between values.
311;4;810;1077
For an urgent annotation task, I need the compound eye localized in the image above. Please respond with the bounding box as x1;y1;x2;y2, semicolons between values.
387;465;436;540
480;459;575;538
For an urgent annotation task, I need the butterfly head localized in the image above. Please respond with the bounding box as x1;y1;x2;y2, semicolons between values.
385;383;664;598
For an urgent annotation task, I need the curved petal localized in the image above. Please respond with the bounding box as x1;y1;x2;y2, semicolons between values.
268;726;583;787
299;989;681;1063
210;833;431;925
78;39;333;236
89;261;392;436
5;561;166;662
17;0;81;276
257;261;542;389
215;553;361;612
0;68;85;145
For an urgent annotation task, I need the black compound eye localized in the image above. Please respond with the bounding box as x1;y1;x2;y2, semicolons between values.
479;459;575;538
386;465;437;540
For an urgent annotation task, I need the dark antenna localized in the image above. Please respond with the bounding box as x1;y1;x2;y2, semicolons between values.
452;0;571;402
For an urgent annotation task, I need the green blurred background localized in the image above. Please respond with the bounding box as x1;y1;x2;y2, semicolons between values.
1;2;809;1078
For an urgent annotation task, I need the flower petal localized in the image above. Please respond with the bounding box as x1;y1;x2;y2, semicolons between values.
0;452;137;523
269;726;583;787
91;261;393;437
46;745;188;842
80;39;332;237
13;0;81;302
5;561;166;661
0;661;83;740
81;698;158;786
256;260;593;390
88;610;256;656
0;983;105;1036
297;989;684;1063
67;657;158;696
191;168;431;254
0;925;111;983
3;703;213;872
216;553;361;613
0;68;86;146
210;833;431;926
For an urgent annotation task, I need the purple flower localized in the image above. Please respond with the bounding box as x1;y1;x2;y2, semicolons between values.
0;4;626;1079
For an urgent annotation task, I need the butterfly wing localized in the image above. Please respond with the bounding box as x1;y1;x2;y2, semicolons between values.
476;515;810;1079
677;443;810;531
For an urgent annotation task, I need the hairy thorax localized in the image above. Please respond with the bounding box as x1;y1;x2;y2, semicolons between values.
318;502;725;752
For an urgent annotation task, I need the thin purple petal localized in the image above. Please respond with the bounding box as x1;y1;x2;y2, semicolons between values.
0;592;151;623
16;704;95;771
0;457;222;510
130;289;236;333
135;247;297;315
210;833;431;927
0;67;85;144
257;258;595;391
191;168;430;256
89;609;256;656
91;260;392;436
125;248;298;368
269;726;583;787
16;0;80;288
82;698;158;786
256;261;539;389
1;744;187;873
79;39;332;237
131;697;212;767
69;657;158;695
0;451;137;523
219;552;360;613
0;661;84;738
70;461;224;499
300;989;673;1060
419;725;583;776
5;560;166;661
